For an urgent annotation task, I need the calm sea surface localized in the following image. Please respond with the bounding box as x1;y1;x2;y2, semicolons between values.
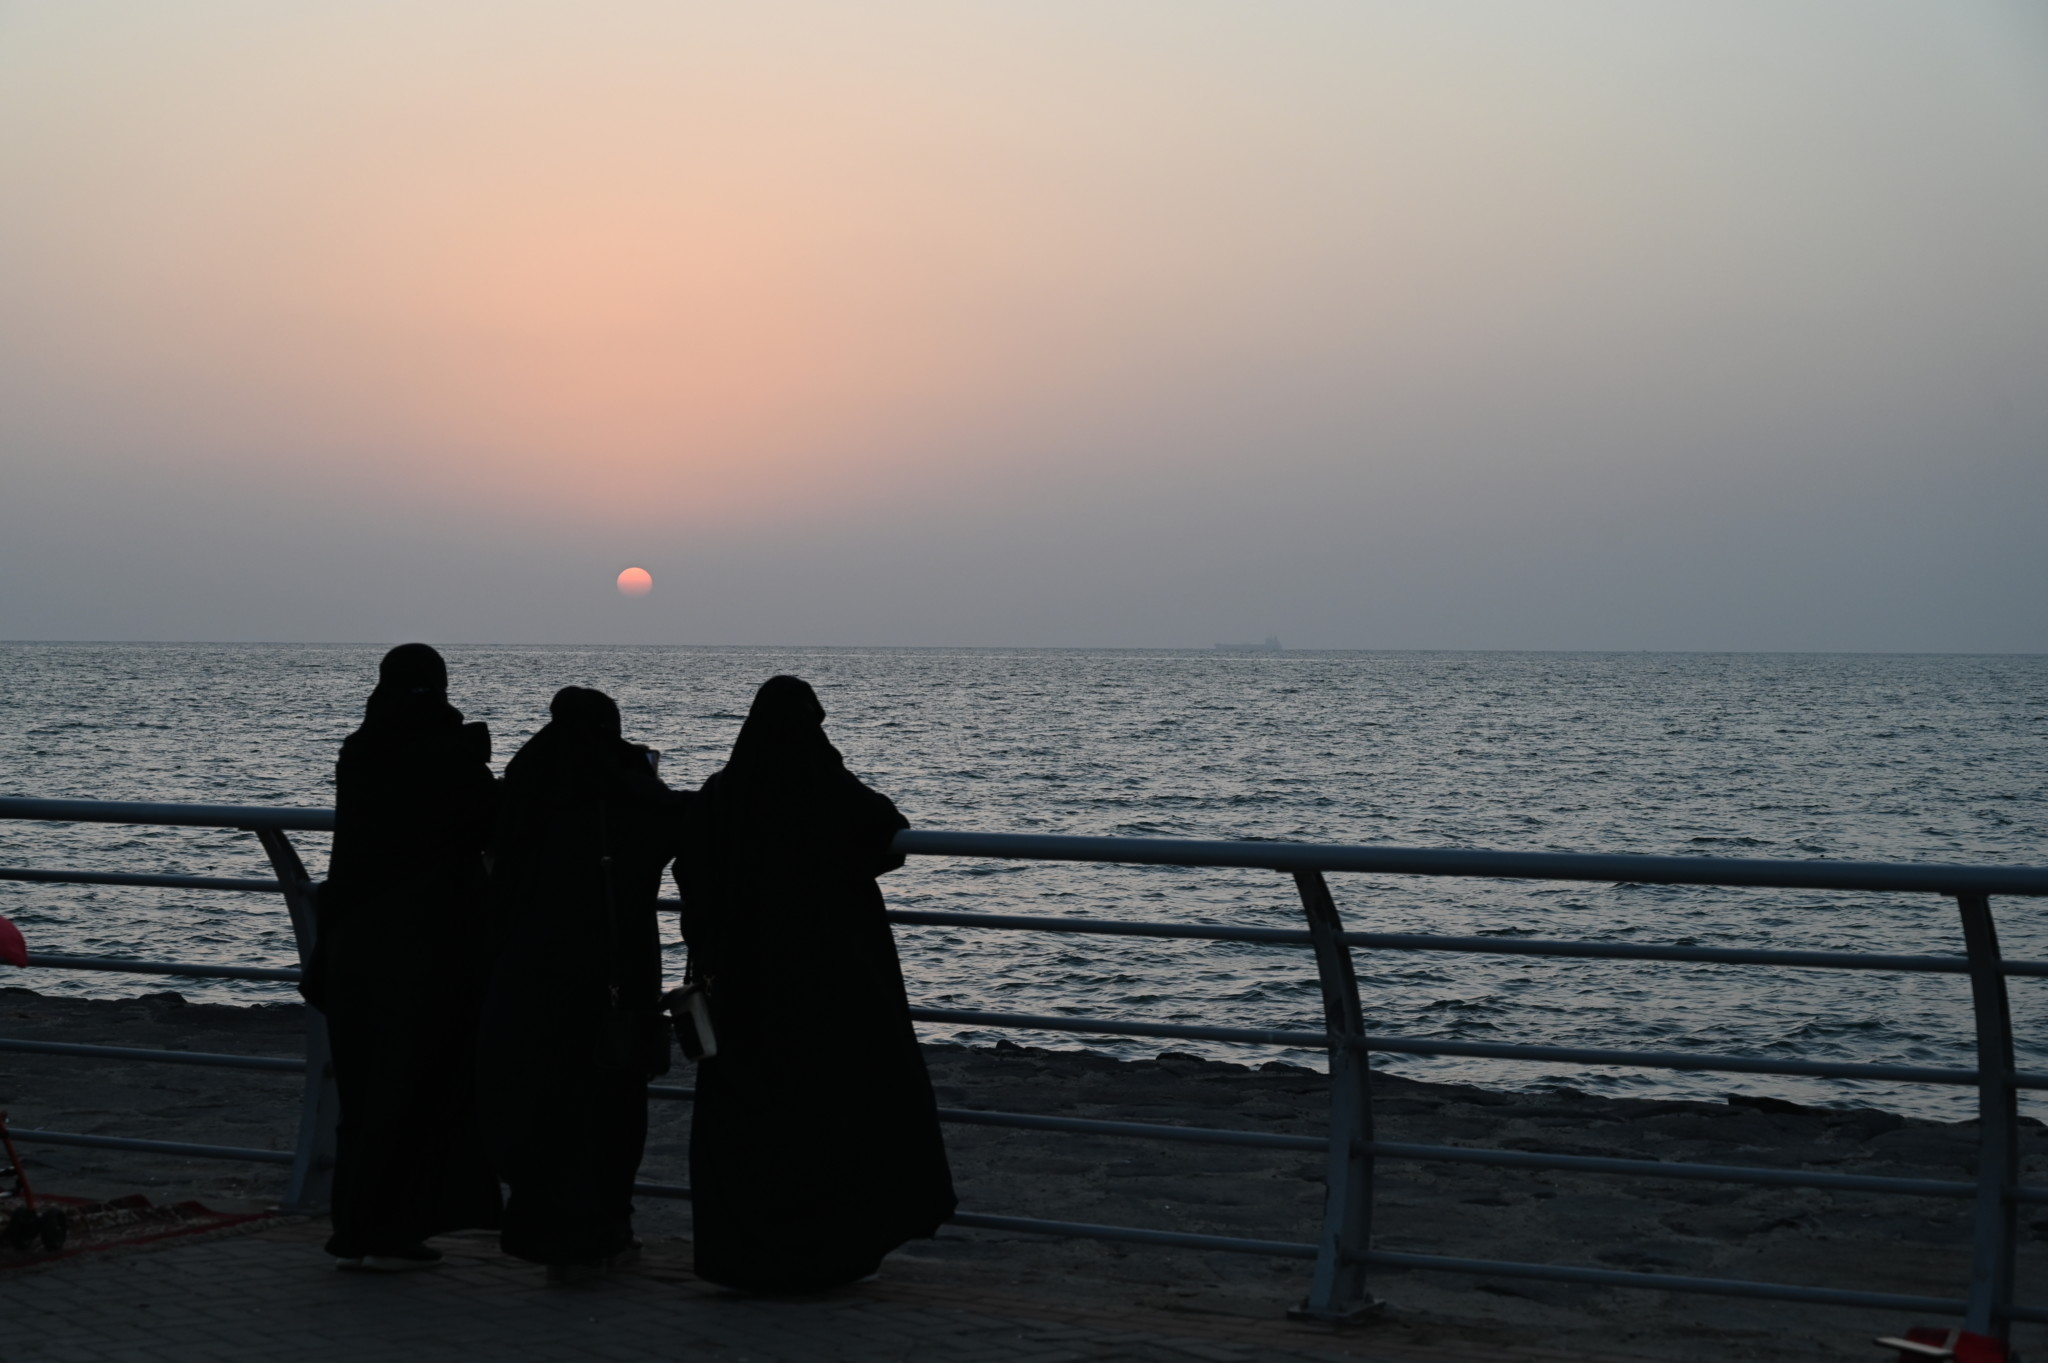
3;644;2045;1118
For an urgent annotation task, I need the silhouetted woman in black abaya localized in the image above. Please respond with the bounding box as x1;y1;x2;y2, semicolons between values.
478;686;680;1282
309;642;502;1270
675;675;956;1291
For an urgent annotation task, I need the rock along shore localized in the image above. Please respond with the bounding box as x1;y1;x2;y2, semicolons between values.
4;985;2045;1361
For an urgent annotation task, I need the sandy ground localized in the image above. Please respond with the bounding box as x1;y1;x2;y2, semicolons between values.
4;984;2046;1361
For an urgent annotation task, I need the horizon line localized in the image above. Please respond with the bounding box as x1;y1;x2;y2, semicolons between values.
1;639;2044;659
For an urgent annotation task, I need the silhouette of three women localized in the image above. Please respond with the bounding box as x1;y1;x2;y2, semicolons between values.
308;647;955;1288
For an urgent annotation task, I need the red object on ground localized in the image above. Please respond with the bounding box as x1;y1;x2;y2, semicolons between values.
0;1192;262;1269
1953;1333;2012;1363
0;915;24;968
1878;1326;2011;1362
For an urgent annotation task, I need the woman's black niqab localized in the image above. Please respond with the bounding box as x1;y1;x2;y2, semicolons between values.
676;674;953;1291
312;642;501;1259
362;641;453;725
724;673;831;778
699;675;904;880
478;684;682;1268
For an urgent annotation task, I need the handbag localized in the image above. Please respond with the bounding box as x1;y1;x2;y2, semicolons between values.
664;981;718;1061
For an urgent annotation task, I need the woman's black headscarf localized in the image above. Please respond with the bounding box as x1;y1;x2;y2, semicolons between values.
364;643;460;730
547;685;623;743
727;676;833;770
495;686;644;840
715;676;847;818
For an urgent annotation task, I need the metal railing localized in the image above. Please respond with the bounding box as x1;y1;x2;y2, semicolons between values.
4;796;2048;1335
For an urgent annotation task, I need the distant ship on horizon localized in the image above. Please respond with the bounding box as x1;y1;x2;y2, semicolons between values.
1214;634;1282;653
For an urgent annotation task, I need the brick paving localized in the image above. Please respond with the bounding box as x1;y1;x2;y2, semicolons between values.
0;1218;1662;1363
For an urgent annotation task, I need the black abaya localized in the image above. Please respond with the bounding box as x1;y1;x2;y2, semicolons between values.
477;686;680;1267
675;675;957;1291
310;643;502;1259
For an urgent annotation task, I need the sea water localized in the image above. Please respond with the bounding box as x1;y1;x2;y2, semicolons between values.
2;643;2044;1118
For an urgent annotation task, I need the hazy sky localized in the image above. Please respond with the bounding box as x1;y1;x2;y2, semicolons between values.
3;1;2044;649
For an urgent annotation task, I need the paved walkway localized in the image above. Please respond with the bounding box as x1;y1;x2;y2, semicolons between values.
0;1219;1655;1363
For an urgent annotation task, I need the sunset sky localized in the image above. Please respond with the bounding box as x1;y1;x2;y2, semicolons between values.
3;1;2045;648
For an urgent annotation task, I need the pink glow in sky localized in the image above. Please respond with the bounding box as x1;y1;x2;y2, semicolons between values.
616;567;653;597
2;2;2044;647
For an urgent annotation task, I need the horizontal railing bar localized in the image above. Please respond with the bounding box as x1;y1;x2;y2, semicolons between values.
910;1005;2044;1087
910;1006;1329;1050
885;907;2048;976
650;1087;1326;1154
650;1079;2009;1197
6;1128;296;1165
665;1081;1332;1159
939;1106;1327;1151
16;885;2037;982
22;887;2048;981
1362;1248;1968;1314
0;866;284;893
894;830;2048;896
1368;1141;1976;1198
633;1181;692;1200
23;953;302;983
0;1037;306;1073
1347;931;2000;975
948;1210;1319;1259
0;797;333;833
9;798;2048;895
11;999;2024;1096
888;908;1313;946
1357;1033;2040;1088
622;1186;1316;1261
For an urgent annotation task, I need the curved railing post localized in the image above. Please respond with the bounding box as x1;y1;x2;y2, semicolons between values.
1957;893;2018;1340
256;827;337;1215
1290;870;1379;1322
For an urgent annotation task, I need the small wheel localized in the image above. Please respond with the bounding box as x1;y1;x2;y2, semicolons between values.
38;1207;67;1253
4;1206;39;1250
